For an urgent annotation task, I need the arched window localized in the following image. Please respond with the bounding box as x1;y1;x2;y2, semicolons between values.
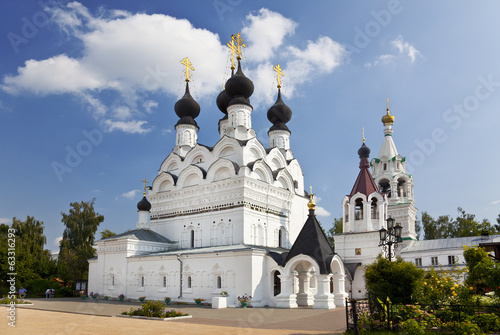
141;276;145;287
278;228;283;248
187;276;192;289
216;276;222;289
190;229;195;248
273;271;281;296
371;198;378;219
111;275;115;286
163;276;167;288
378;179;391;198
355;198;363;220
330;277;334;294
383;163;387;170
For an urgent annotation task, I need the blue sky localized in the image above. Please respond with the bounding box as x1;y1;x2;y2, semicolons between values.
2;0;500;250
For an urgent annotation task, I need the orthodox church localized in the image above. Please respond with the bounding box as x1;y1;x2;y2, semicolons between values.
87;33;493;306
88;34;347;309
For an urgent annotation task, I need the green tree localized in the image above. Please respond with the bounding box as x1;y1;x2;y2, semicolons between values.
100;229;116;239
0;217;55;284
452;207;495;237
364;255;424;305
422;211;453;239
326;217;343;250
58;199;104;281
463;245;500;295
496;214;500;232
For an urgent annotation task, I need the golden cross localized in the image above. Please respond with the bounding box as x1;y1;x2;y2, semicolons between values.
309;186;314;199
141;179;149;196
273;64;284;89
232;32;246;60
226;37;237;70
362;127;365;143
386;98;390;111
180;57;194;82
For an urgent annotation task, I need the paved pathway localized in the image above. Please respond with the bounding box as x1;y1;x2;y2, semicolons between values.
1;298;347;334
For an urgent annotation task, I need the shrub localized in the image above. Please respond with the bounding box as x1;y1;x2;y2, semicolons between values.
121;299;188;318
441;320;480;335
400;319;426;335
364;255;424;305
467;313;500;333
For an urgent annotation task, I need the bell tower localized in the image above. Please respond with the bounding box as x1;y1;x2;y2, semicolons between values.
370;100;417;242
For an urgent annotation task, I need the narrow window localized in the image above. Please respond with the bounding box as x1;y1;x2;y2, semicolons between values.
190;230;195;248
187;276;192;289
216;276;222;289
273;271;281;296
330;277;334;294
355;198;363;220
111;275;115;286
383;163;387;170
163;276;167;288
141;276;145;287
415;258;422;267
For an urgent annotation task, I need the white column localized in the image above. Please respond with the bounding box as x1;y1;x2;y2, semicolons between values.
275;275;298;308
313;274;335;309
296;273;314;306
332;274;348;307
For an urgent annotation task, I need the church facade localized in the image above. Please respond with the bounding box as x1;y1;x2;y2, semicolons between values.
88;36;348;309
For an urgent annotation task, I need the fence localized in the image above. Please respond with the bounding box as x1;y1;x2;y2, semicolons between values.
345;298;500;334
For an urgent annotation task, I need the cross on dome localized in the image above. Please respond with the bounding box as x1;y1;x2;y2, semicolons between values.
362;127;365;143
308;186;316;210
273;64;284;89
141;178;149;196
228;32;246;61
180;57;194;82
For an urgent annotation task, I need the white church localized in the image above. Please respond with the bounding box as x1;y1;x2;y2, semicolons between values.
88;33;498;307
88;35;347;309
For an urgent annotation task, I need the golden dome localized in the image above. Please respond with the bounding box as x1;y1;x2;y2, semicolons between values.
307;186;316;210
382;108;395;125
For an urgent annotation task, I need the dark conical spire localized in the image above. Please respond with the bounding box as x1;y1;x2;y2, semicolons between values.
349;141;379;197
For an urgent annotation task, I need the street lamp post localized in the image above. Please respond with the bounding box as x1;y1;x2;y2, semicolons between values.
378;217;403;261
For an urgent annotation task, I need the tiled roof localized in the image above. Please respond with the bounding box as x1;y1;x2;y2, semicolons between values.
402;234;500;253
101;229;176;244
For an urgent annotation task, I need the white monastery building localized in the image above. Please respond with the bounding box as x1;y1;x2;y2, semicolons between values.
88;36;347;309
88;33;497;306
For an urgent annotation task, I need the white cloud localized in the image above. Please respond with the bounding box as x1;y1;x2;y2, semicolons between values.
2;4;346;131
121;189;140;199
315;206;331;217
242;8;297;62
0;218;11;224
53;236;63;247
491;200;500;205
104;120;150;134
392;35;422;63
365;35;422;68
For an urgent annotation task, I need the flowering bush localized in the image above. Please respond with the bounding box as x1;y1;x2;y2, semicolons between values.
121;300;188;318
138;296;146;300
194;298;205;303
118;293;125;299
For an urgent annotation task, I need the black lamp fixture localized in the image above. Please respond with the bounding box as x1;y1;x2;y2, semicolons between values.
379;216;403;261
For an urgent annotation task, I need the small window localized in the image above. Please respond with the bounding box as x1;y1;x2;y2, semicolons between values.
216;276;222;289
415;258;422;267
141;276;145;287
187;276;192;288
111;275;115;286
383;163;387;170
448;255;457;265
190;230;195;248
431;257;438;266
163;276;167;288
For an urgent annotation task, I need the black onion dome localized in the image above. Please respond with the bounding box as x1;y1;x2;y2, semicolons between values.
137;196;151;211
216;89;231;114
267;89;292;125
269;123;290;133
174;82;200;119
358;142;370;158
225;61;254;99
